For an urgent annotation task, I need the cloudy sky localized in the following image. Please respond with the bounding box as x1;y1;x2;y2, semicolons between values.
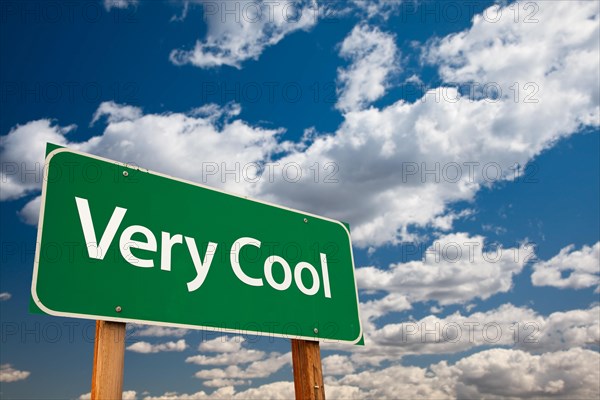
1;0;599;398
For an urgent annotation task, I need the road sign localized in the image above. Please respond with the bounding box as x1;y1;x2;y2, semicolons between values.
31;145;362;344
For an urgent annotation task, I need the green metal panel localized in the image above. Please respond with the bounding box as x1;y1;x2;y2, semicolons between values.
31;145;362;345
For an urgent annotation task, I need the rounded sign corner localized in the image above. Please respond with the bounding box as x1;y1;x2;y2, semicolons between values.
44;146;71;163
333;219;352;242
350;326;364;345
31;281;61;318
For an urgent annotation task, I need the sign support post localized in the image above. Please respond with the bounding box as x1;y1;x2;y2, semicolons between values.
291;339;325;400
91;321;126;400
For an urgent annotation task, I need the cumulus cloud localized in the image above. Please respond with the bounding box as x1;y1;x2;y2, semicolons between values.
126;339;187;353
91;101;143;125
322;354;355;376
452;348;600;399
186;349;265;366
112;331;600;399
17;195;41;225
325;303;599;367
131;325;189;338
136;347;600;399
426;1;599;129
532;242;600;290
0;364;30;382
170;1;318;69
194;352;291;381
0;292;11;301
356;233;533;305
1;102;284;225
358;292;411;335
336;24;399;112
331;362;455;399
0;120;73;201
363;304;541;359
330;347;600;400
521;306;600;353
370;305;598;358
198;335;246;353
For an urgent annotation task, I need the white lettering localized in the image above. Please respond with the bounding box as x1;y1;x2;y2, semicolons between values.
160;232;183;271
186;238;218;292
120;225;157;268
75;197;126;260
230;237;264;287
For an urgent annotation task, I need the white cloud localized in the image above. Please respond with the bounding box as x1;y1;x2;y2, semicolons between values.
77;103;283;195
186;349;265;366
131;325;189;338
358;292;411;336
356;233;533;305
426;1;599;129
331;362;455;399
223;382;292;399
532;242;600;290
187;337;282;386
1;102;285;225
0;364;30;382
336;24;399;112
452;348;600;399
325;303;599;368
0;120;73;201
0;292;11;301
17;195;41;225
198;335;246;353
430;305;443;314
194;352;291;381
170;1;318;69
521;306;600;353
79;390;137;400
91;101;143;125
103;0;138;11
367;305;599;358
126;339;187;353
330;347;600;400
322;354;355;376
142;347;600;399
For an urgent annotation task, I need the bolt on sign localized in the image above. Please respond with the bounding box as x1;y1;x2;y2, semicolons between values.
31;144;363;345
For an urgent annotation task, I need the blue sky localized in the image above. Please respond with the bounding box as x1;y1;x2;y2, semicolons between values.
1;0;599;398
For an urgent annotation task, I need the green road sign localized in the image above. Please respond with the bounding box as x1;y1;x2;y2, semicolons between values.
31;145;362;344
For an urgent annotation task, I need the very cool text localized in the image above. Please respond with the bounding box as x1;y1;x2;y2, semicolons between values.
74;197;332;297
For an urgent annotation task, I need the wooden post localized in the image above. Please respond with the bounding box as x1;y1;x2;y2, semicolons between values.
91;321;126;400
291;339;325;400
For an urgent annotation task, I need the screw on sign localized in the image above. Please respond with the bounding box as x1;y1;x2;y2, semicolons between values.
31;144;362;399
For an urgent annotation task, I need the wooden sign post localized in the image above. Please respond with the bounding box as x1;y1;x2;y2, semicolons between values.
291;339;325;400
91;321;126;400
